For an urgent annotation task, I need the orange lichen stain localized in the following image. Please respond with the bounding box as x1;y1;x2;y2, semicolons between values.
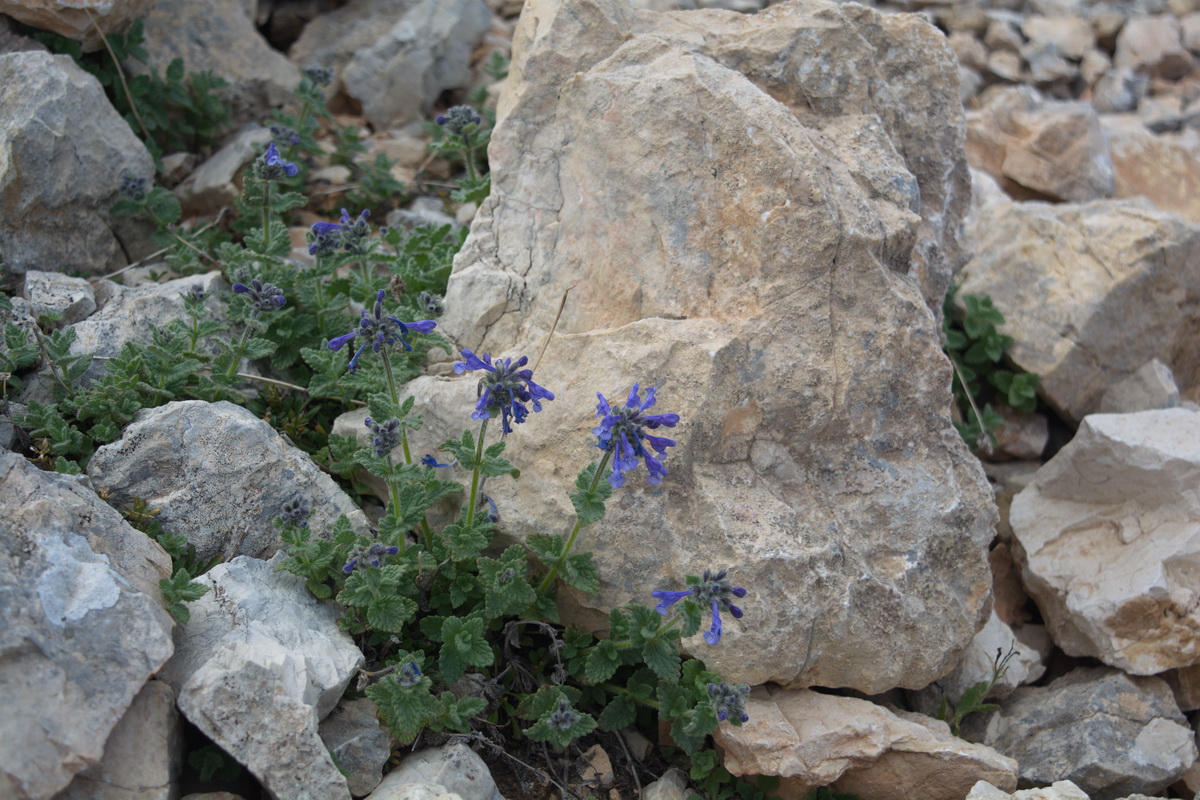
720;399;762;440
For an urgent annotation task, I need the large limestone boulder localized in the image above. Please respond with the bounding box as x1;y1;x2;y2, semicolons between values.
957;198;1200;424
87;400;370;564
383;0;995;693
711;686;1017;799
159;554;363;800
0;450;175;800
1010;408;1200;674
0;51;154;292
0;0;157;51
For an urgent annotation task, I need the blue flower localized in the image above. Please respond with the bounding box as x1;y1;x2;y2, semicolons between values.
278;495;311;528
365;417;402;457
435;105;483;135
396;661;422;688
257;141;299;180
232;278;286;312
343;541;400;574
421;454;456;468
453;349;554;434
304;65;334;87
327;289;437;373
308;208;371;256
650;568;746;645
708;682;751;723
594;383;680;488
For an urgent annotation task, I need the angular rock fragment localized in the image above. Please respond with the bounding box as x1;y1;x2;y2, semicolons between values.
1010;408;1200;674
0;0;157;52
712;686;1017;800
159;554;363;800
319;698;393;797
0;450;174;799
22;271;96;326
376;744;505;800
981;668;1195;799
88;400;370;564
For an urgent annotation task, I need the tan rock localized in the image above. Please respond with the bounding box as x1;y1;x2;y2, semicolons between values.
1098;359;1181;413
989;541;1033;625
987;403;1048;461
1106;120;1200;223
988;50;1024;82
1021;16;1094;60
966;87;1114;202
712;687;1017;799
1114;15;1193;80
985;20;1025;52
347;0;996;694
957;199;1200;423
1183;12;1200;53
1011;408;1200;674
966;781;1090;800
1162;662;1200;711
0;0;156;52
949;31;989;71
173;127;272;218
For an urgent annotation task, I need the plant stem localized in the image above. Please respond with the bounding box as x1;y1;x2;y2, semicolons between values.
225;314;256;379
379;353;412;465
85;9;152;147
261;181;272;252
465;417;489;526
384;454;405;555
537;451;611;593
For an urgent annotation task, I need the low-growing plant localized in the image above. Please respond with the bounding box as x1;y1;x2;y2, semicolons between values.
942;284;1040;450
935;644;1017;738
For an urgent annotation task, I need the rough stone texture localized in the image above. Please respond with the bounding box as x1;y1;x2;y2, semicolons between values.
640;770;689;800
965;86;1114;202
1020;16;1094;59
712;686;1017;799
22;270;96;326
1163;662;1200;710
365;785;466;800
1097;359;1181;413
981;668;1195;799
909;610;1047;716
966;782;1090;800
0;0;157;51
988;404;1048;461
0;51;154;291
88;400;370;564
139;0;300;127
289;0;491;129
957;198;1200;424
1010;408;1200;674
1114;15;1193;79
399;0;994;694
159;554;362;800
174;127;272;217
318;698;392;798
53;680;183;800
377;745;504;800
0;450;174;800
1105;120;1200;225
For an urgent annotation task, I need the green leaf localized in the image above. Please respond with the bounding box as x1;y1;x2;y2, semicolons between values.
524;694;597;752
527;533;564;570
569;462;613;526
585;639;620;684
477;546;536;619
366;670;441;745
561;551;601;594
367;593;417;632
241;337;278;360
436;693;486;733
440;615;493;683
160;568;210;623
598;694;637;731
442;517;491;562
642;636;680;683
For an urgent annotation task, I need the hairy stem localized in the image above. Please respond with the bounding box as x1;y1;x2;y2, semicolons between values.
537;451;611;593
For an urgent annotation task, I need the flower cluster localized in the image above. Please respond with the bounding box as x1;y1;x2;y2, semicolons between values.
232;278;286;312
365;417;402;458
270;124;301;146
343;541;400;574
279;495;311;528
708;682;751;723
545;698;579;731
435;105;483;136
652;568;746;645
309;208;372;256
395;661;422;688
182;284;206;304
327;289;437;373
254;142;299;181
453;350;554;434
418;291;444;315
304;65;334;86
594;384;680;488
118;172;148;199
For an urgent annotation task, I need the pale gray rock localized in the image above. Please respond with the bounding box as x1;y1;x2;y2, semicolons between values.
1022;43;1077;84
982;668;1195;799
22;270;96;326
385;0;994;694
1021;16;1094;60
87;400;370;564
365;785;465;800
966;782;1090;800
159;554;362;800
640;770;689;800
174;127;272;217
1114;15;1192;80
1092;67;1145;114
957;199;1200;424
0;0;157;51
319;698;392;798
0;450;174;800
713;686;1017;799
53;680;184;800
1104;117;1200;224
966;86;1114;202
377;744;504;800
1010;408;1200;674
1098;359;1180;413
985;19;1025;52
138;0;301;127
0;51;154;292
290;0;491;129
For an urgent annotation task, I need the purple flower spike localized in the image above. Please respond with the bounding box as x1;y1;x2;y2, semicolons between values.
326;289;437;374
421;454;455;468
651;589;693;615
452;348;554;434
593;383;680;488
650;568;745;646
258;141;299;180
703;599;723;645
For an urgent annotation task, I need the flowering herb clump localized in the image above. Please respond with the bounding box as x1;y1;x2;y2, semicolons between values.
254;141;299;181
453;350;554;434
327;289;437;373
708;682;751;724
365;417;402;457
309;208;372;256
435;105;483;135
343;541;400;574
232;278;286;312
652;568;746;645
594;383;680;488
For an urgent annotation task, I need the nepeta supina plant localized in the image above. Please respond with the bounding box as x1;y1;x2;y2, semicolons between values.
653;568;747;645
224;279;286;379
595;382;680;488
